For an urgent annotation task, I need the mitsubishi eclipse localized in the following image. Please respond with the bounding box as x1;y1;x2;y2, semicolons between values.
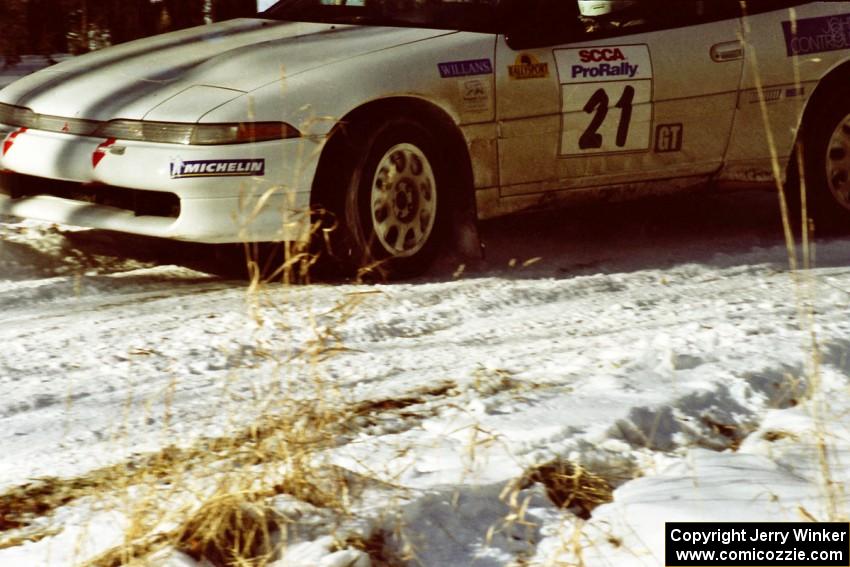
1;0;849;277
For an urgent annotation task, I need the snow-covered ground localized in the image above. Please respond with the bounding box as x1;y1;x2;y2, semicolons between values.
1;188;849;566
2;57;849;567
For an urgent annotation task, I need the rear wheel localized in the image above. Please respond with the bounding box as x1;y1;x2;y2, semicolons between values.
795;87;850;233
336;118;447;279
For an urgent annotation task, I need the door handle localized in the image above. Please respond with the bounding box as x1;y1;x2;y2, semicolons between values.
711;41;744;62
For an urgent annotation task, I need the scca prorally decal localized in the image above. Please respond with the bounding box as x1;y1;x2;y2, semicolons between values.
571;48;638;79
555;45;653;156
437;59;492;79
556;47;652;83
783;14;850;56
171;159;266;178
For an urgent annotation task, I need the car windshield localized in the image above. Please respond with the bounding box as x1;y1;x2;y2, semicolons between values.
261;0;501;33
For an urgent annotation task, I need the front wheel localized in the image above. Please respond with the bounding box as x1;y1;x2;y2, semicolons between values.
340;119;447;279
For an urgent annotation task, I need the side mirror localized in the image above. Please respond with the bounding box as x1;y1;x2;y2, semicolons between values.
502;0;583;50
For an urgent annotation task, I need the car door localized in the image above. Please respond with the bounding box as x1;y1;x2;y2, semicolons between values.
495;0;745;199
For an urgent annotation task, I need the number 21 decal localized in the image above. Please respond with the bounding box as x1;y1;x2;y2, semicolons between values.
558;79;652;156
555;44;653;156
579;85;635;150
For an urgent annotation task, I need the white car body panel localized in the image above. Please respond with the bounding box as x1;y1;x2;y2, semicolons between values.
722;2;850;184
0;126;320;242
0;20;452;121
2;2;850;246
495;17;744;197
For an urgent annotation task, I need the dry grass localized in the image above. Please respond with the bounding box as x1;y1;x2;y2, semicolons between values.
0;357;463;565
741;2;845;522
517;461;616;520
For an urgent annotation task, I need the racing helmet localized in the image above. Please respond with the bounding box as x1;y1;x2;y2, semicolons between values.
578;0;638;17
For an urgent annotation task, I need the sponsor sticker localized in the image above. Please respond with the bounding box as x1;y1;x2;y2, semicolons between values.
556;45;653;156
749;88;782;104
458;78;492;113
655;123;683;153
783;14;850;56
438;58;493;78
2;127;27;157
739;85;807;106
508;54;550;80
170;159;265;179
554;45;652;84
92;138;117;168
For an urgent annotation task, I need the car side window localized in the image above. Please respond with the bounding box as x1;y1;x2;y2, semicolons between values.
576;0;743;39
740;1;811;16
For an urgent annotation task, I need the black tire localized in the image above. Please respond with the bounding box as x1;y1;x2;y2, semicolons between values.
794;86;850;233
333;118;448;279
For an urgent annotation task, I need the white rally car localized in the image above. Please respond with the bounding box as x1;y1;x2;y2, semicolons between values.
1;0;850;276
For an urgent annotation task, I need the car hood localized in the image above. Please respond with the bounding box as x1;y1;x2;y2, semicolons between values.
0;19;452;122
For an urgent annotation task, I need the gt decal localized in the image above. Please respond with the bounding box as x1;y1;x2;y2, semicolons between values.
555;45;653;156
655;124;683;153
438;59;492;78
783;14;850;57
508;54;549;80
2;128;27;156
170;159;265;179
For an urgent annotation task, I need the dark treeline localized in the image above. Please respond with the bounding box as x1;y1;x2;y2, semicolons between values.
1;0;259;65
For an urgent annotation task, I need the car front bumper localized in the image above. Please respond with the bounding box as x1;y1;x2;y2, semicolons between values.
0;125;323;243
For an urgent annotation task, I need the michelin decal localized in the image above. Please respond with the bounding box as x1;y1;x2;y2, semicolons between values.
171;159;266;179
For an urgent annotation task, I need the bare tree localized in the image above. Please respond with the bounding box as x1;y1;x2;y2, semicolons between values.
212;0;258;21
0;0;27;66
164;0;206;30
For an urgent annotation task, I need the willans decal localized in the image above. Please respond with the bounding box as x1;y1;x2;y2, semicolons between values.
437;59;493;78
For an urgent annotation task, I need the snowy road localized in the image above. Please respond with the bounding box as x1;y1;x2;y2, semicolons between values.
1;190;849;566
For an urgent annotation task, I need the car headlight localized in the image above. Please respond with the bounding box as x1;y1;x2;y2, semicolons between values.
95;120;301;145
0;103;99;135
0;103;36;127
0;102;301;145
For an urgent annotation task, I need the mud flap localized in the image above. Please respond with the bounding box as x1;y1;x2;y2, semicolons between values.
449;206;485;262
